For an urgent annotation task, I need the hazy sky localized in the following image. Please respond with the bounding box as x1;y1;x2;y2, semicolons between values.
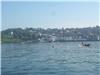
2;1;99;30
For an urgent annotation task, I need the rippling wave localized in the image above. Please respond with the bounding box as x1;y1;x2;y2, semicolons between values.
2;42;100;75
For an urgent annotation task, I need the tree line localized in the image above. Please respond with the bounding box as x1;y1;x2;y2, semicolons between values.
1;26;100;43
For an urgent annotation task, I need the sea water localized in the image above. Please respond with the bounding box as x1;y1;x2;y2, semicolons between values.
1;41;100;75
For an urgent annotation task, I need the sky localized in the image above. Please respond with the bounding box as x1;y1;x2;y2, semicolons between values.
1;0;99;30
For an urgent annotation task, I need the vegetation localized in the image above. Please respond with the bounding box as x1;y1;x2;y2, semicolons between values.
1;26;100;43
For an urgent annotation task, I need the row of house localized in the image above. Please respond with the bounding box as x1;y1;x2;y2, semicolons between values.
38;33;100;42
9;28;100;42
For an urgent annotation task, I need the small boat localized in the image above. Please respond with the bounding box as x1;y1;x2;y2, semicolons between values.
81;42;90;47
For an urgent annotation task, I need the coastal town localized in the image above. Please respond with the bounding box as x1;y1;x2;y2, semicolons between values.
1;26;100;43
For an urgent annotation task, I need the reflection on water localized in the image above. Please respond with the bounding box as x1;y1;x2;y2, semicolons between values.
1;42;100;75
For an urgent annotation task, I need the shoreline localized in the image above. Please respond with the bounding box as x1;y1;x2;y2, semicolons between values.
1;40;100;44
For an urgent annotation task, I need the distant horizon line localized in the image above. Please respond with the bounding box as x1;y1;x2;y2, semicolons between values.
2;25;100;31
